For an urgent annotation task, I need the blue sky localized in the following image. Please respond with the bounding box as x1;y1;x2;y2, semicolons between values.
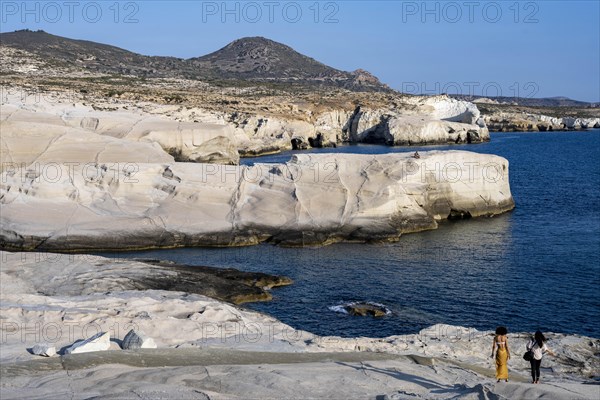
1;0;599;102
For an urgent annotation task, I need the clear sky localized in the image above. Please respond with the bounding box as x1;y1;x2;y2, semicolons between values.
1;0;599;102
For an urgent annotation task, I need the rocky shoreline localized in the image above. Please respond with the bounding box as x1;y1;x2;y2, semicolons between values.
0;86;490;164
1;251;598;399
476;103;600;132
1;85;516;251
485;113;600;132
128;259;293;304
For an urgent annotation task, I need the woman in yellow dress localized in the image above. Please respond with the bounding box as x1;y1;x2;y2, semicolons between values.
491;326;510;382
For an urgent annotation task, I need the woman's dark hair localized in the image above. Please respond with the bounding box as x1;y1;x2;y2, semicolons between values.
495;326;508;335
534;330;546;347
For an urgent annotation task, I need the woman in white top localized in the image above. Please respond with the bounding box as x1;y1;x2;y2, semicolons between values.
526;330;555;384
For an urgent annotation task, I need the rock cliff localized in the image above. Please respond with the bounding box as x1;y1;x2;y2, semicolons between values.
206;95;489;154
0;152;514;250
1;103;240;165
1;92;490;162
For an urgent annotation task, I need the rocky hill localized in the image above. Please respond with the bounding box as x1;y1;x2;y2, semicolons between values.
0;30;388;91
0;29;187;77
188;36;386;90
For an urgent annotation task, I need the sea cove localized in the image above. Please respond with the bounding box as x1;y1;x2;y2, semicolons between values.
105;130;600;338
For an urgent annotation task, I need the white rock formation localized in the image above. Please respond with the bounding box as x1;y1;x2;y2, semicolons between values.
386;116;487;145
0;251;304;359
342;106;390;142
473;97;500;105
135;120;239;164
228;112;344;155
122;329;157;350
31;344;57;357
421;95;482;124
339;97;489;145
65;332;111;354
561;116;600;129
1;90;491;162
314;109;353;142
1;103;240;165
0;151;514;250
231;96;489;149
0;118;174;168
59;110;240;164
1;251;597;400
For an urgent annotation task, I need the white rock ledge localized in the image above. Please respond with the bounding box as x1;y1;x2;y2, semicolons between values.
0;151;514;250
1;251;596;398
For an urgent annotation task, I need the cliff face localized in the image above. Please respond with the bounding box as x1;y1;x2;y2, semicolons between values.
0;104;239;166
1;90;490;164
227;97;489;154
1;151;514;251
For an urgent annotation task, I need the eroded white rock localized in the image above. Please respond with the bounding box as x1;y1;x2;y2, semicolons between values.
386;116;488;145
65;332;111;354
31;343;56;357
0;151;514;250
338;97;488;145
0;119;174;168
423;95;481;124
1;107;240;166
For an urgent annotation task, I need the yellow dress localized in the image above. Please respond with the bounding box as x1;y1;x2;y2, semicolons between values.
495;346;509;380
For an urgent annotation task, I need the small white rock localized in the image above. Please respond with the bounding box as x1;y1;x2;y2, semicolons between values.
31;343;56;357
65;331;111;354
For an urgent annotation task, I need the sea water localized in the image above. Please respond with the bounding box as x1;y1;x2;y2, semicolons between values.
102;130;600;338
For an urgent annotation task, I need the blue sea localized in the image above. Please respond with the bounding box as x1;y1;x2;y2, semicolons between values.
102;130;600;338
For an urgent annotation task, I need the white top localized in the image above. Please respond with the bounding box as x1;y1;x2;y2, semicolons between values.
527;340;549;360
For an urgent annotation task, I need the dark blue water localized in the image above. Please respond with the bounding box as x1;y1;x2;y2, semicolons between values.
100;131;600;338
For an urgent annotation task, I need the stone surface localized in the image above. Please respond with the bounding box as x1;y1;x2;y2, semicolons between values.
1;251;598;400
0;251;306;358
0;151;514;250
31;344;56;357
60;110;240;165
65;332;111;354
423;95;481;124
0;114;175;168
386;116;488;145
0;105;240;166
338;96;489;145
135;120;239;165
1;91;493;165
122;330;157;350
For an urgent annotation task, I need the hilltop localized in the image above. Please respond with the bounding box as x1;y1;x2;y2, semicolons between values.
0;30;388;91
